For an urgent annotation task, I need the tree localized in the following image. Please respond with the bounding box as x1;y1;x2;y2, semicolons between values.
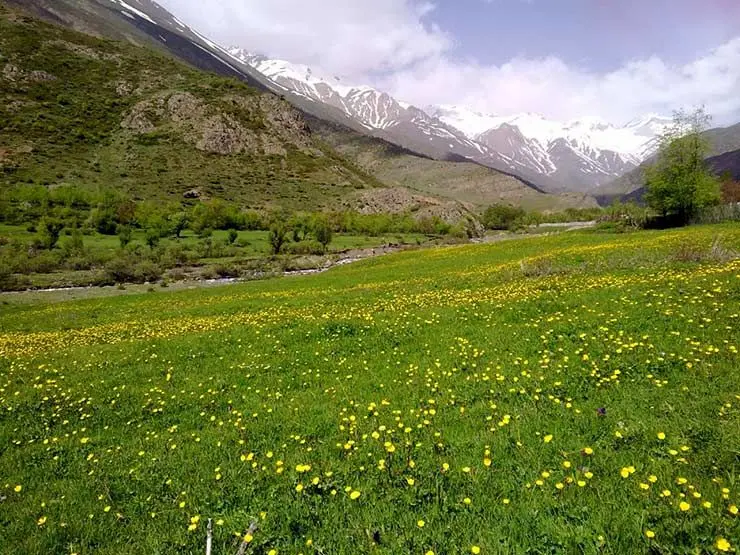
145;228;160;249
169;212;189;239
117;225;133;248
227;229;238;245
644;108;721;224
311;214;333;252
290;214;311;242
268;223;287;255
719;171;740;204
39;217;64;249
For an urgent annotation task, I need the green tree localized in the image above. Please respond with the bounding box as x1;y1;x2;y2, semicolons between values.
61;229;85;255
227;229;238;245
39;217;65;249
268;223;288;255
169;212;189;239
644;108;721;224
117;225;133;248
145;228;160;249
311;214;333;252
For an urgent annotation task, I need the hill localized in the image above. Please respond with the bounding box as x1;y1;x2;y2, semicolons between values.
708;149;740;181
3;0;600;212
0;4;387;211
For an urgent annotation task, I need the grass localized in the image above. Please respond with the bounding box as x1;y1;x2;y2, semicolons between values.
0;225;423;257
0;223;428;290
0;224;739;554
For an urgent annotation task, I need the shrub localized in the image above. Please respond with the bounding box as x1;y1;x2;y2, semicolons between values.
60;229;84;256
284;240;325;255
482;204;526;230
671;236;737;264
145;228;160;249
519;257;562;277
213;263;240;278
105;254;139;283
136;260;162;283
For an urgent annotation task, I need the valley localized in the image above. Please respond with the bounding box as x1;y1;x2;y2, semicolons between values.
1;1;739;554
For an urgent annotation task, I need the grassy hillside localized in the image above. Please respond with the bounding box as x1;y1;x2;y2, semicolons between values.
1;224;739;554
0;5;384;211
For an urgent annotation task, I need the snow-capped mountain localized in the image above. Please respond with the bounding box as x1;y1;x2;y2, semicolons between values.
230;48;671;192
429;106;674;190
229;48;530;184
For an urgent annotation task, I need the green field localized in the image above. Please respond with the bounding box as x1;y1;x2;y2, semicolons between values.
1;225;739;554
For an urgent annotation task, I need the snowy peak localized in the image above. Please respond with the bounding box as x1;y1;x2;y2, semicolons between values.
429;107;673;188
624;114;674;137
229;47;415;130
229;48;351;94
426;105;504;138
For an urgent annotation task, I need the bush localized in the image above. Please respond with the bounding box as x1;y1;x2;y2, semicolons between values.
105;255;139;283
105;255;162;284
136;260;163;283
599;201;649;230
38;217;65;249
145;228;160;249
482;204;526;230
284;240;325;255
213;263;240;278
671;236;737;264
60;229;84;256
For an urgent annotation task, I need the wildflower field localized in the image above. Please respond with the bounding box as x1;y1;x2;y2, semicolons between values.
1;224;739;554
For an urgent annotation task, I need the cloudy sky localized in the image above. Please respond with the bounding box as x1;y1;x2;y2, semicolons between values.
158;0;740;125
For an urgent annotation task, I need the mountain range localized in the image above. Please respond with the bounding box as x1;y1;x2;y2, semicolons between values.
228;49;675;193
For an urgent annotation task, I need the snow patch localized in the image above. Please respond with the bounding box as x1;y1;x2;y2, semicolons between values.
111;0;155;23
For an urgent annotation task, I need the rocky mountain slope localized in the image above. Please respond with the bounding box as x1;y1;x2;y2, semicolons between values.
228;49;544;190
1;2;588;221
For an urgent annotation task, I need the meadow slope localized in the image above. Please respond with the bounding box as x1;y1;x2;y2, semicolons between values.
1;225;739;554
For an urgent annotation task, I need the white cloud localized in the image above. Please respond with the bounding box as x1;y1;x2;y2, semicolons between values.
157;0;450;78
158;0;740;125
378;38;740;125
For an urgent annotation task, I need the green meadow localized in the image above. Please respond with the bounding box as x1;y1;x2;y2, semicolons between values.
1;225;739;554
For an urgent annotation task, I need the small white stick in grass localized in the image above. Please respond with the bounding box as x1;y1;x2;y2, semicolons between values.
206;518;213;555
